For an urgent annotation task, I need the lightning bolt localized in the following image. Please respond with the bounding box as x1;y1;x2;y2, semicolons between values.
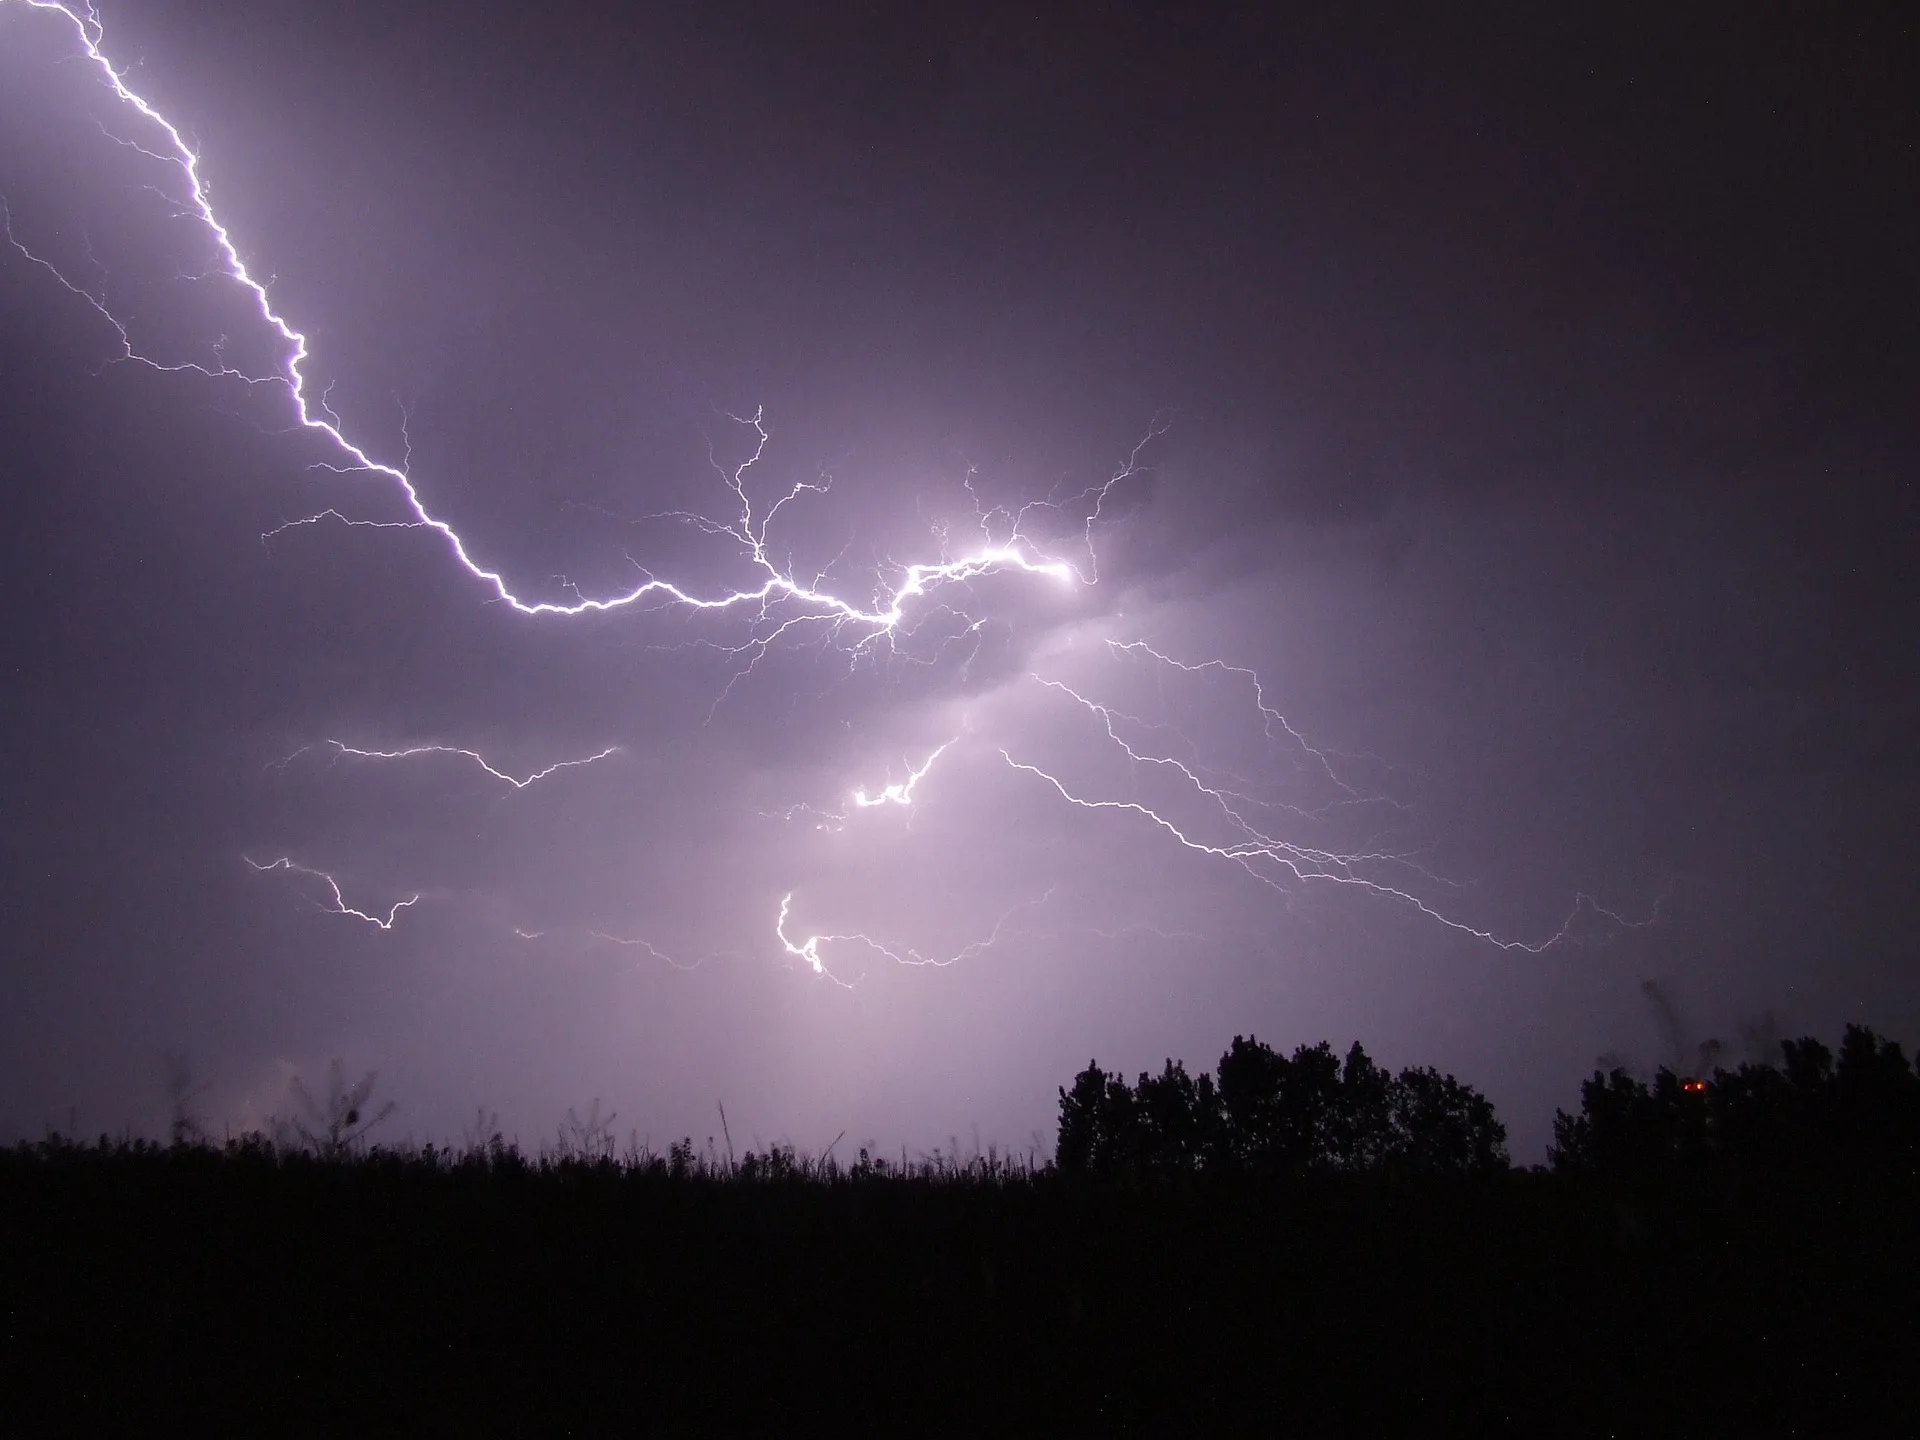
775;890;1053;988
850;738;957;810
582;930;712;971
762;738;960;831
5;2;1651;963
274;739;621;791
243;856;418;930
3;0;1135;654
996;644;1648;952
484;920;729;973
1102;640;1387;805
1000;748;1630;951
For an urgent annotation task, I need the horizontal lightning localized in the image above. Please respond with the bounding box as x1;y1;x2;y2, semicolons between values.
273;739;621;790
578;930;733;973
244;856;418;929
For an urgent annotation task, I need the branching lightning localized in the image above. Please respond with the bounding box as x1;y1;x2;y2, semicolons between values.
6;1;1649;965
2;0;1133;647
850;739;957;810
1103;640;1388;807
244;856;418;929
768;738;963;830
994;643;1645;951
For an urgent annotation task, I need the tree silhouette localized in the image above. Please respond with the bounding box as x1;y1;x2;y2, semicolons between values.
1055;1062;1143;1178
1389;1065;1508;1176
1219;1036;1342;1174
1134;1058;1219;1174
1334;1042;1396;1171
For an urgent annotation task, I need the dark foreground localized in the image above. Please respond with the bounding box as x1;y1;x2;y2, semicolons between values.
2;1140;1913;1434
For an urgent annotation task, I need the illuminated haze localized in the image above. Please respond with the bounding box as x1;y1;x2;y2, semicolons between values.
1;1;1914;1159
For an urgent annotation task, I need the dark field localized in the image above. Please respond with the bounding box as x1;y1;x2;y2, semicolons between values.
3;1137;1913;1434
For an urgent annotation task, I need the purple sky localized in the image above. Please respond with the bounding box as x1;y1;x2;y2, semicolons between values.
2;0;1915;1161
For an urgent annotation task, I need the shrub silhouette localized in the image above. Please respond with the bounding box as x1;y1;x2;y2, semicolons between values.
283;1059;396;1159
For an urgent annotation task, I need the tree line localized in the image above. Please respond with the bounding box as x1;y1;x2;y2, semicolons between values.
1056;1037;1508;1179
1549;1023;1920;1178
1059;1024;1920;1181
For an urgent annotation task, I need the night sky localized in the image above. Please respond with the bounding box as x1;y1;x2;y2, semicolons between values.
2;0;1914;1161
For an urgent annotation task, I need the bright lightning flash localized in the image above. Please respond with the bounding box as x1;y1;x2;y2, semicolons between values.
850;739;957;810
763;739;960;830
2;0;1123;660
